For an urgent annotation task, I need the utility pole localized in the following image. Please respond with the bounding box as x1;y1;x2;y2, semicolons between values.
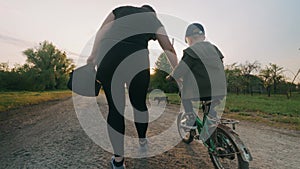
287;48;300;98
289;69;300;97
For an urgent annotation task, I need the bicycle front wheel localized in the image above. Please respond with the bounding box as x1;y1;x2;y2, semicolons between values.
208;126;249;169
177;112;196;144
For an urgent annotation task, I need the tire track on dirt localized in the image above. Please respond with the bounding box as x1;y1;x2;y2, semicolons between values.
0;95;212;169
1;94;299;168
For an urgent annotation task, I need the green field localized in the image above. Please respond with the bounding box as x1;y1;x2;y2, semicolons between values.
225;93;300;116
166;93;300;116
165;93;300;130
224;93;300;129
0;91;72;112
1;91;299;130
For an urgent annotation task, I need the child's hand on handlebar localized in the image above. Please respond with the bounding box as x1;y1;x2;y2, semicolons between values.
166;75;172;81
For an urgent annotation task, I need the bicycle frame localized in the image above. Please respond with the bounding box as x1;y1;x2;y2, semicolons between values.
195;118;218;153
192;101;252;162
193;104;217;151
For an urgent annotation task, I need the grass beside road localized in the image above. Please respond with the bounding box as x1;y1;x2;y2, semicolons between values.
0;90;72;112
224;93;300;130
165;92;300;130
2;90;299;130
225;93;300;117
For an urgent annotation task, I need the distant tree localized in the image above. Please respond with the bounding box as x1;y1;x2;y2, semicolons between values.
154;53;173;74
0;62;10;71
248;74;263;95
225;63;244;95
23;41;75;90
239;61;260;76
150;53;178;93
286;68;300;98
0;63;23;90
269;63;284;94
239;61;261;94
0;63;9;90
259;66;272;97
259;63;285;96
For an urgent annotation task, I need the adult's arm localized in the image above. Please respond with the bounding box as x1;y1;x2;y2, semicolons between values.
213;45;225;62
171;52;194;79
87;12;115;65
156;27;178;69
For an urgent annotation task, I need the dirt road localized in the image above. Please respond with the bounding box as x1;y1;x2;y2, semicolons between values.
0;95;299;169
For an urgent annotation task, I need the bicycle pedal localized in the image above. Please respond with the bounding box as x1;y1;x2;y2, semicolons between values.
180;124;197;130
194;135;200;140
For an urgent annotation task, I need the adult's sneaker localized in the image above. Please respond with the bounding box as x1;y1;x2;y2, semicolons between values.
110;156;126;169
184;112;197;129
139;138;148;153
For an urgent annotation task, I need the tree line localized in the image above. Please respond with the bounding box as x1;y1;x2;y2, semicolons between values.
226;61;299;98
1;41;299;99
150;54;299;98
0;41;75;91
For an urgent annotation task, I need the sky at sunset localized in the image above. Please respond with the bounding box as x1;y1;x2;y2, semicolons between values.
1;0;300;82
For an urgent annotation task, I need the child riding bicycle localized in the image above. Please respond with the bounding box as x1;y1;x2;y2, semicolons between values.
167;23;227;139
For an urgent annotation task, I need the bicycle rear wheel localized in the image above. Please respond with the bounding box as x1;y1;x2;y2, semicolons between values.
208;126;249;169
177;112;196;144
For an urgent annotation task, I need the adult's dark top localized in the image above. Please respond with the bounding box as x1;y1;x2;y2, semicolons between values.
103;6;163;49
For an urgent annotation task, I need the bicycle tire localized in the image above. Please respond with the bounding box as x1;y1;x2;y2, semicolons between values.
208;126;249;169
177;112;196;144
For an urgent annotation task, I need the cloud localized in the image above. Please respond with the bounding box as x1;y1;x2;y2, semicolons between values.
0;33;82;58
0;34;34;47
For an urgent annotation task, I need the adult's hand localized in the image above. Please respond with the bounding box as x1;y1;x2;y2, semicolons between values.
87;55;96;66
156;27;178;69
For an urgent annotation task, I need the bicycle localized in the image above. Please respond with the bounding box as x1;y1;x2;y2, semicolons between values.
177;99;252;169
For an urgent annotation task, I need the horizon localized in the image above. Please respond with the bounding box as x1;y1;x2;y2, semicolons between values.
0;0;300;82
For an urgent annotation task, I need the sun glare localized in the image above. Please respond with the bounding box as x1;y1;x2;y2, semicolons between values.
150;67;156;75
